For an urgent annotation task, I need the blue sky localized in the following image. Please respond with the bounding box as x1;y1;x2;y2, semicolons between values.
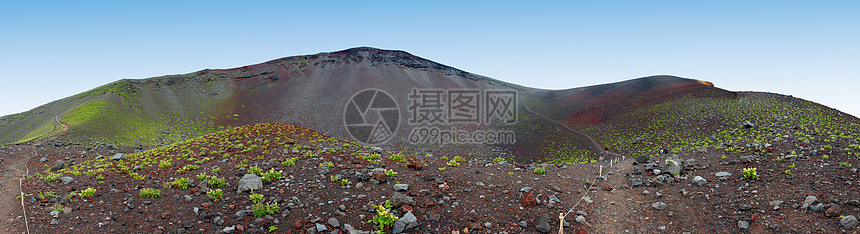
1;1;858;117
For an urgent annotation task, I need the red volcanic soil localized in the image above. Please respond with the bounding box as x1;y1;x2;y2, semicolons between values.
2;120;859;233
528;75;735;128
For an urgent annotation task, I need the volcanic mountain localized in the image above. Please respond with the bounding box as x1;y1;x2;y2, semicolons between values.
0;47;781;162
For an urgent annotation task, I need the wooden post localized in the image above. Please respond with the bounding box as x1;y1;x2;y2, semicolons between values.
559;213;564;234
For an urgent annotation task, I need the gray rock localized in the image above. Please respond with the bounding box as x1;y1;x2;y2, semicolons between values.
371;147;384;154
327;217;340;228
575;215;585;223
318;165;330;175
392;211;417;234
112;153;125;161
549;195;562;203
692;176;706;185
652;202;667;210
50;219;59;225
307;227;317;234
59;176;74;185
742;121;755;129
801;195;818;210
840;215;858;228
50;210;60;218
223;226;236;233
518;220;528;228
393;184;409;192
635;154;650;163
664;156;683;176
809;203;824;212
342;224;370;234
715;172;731;177
390;192;413;208
51;160;64;171
354;173;369;182
738;220;749;229
520;187;532;192
631;179;644;187
236;174;263;194
315;223;328;232
534;214;551;233
39;157;48;162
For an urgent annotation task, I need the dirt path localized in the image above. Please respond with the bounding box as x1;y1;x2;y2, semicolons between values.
0;145;32;234
43;115;68;143
584;156;643;233
0;114;65;233
520;94;625;159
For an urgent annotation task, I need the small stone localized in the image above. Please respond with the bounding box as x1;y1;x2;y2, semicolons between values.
393;184;409;192
223;226;236;233
50;219;59;225
825;204;841;217
372;172;387;183
520;187;532;192
801;196;818;210
692;176;706;185
50;210;60;218
715;172;731;177
738;220;749;229
39;157;48;162
327;218;340;228
840;215;858;228
631;179;644;187
112;153;125;161
575;215;585;223
315;223;327;232
534;214;551;233
59;177;74;185
652;202;667;210
317;165;330;175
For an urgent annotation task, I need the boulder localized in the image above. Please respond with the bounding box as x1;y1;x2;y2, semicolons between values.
390;192;413;208
635;154;650;164
664;156;683;176
112;153;125;161
534;214;551;233
841;215;858;228
50;160;64;171
236;174;263;194
392;211;417;233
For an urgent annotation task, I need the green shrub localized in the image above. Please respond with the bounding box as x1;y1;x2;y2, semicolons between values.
207;189;223;201
139;188;161;198
454;156;465;162
207;176;226;188
493;157;505;163
447;160;460;167
171;177;190;190
282;157;298;166
262;168;283;181
742;167;758;180
384;169;397;177
368;200;398;232
249;190;264;203
79;188;96;199
534;167;546;175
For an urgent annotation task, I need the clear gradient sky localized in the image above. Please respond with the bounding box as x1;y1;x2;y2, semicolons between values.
1;1;858;117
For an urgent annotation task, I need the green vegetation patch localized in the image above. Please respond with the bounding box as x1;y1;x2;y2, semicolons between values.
62;100;107;126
